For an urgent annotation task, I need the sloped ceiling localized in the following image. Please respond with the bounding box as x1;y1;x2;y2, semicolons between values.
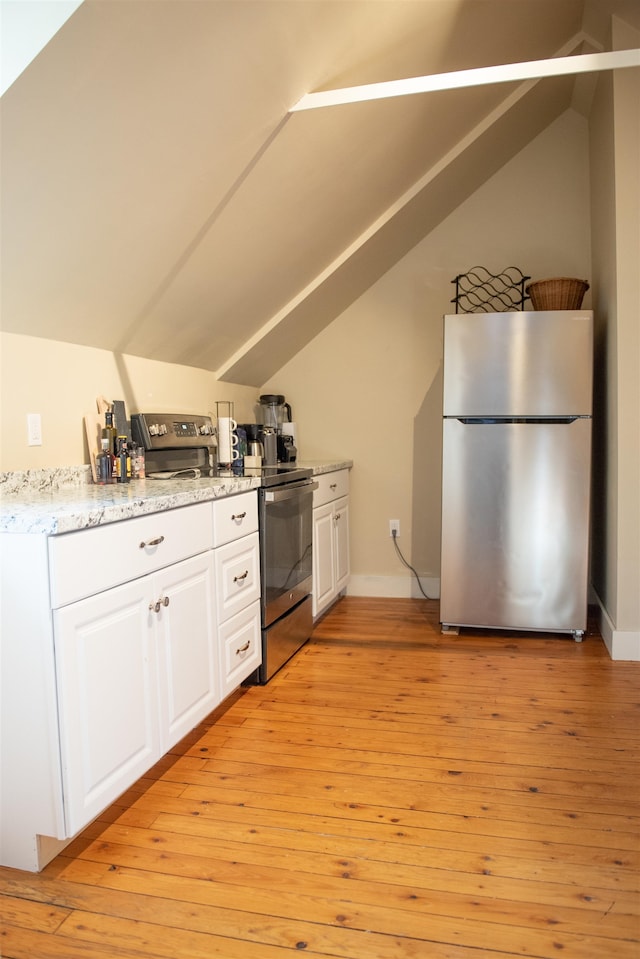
0;0;631;385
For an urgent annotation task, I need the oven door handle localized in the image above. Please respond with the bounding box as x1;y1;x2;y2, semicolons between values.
264;480;318;503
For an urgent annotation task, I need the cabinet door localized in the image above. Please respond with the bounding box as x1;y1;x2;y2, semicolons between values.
154;552;218;751
312;502;336;617
334;496;350;593
53;578;159;837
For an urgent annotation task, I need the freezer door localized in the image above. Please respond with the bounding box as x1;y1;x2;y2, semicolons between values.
440;417;591;632
443;312;593;417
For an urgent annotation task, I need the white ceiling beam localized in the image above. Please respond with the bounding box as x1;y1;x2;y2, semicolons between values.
290;49;640;112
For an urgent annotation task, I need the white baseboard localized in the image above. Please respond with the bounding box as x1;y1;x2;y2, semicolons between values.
594;591;640;661
347;574;440;600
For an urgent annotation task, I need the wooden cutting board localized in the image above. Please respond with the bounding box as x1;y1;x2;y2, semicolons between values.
84;413;103;483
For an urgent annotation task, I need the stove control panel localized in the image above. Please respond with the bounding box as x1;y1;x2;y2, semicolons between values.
131;413;215;450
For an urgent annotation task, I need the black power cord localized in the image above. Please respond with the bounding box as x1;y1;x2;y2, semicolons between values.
391;529;438;600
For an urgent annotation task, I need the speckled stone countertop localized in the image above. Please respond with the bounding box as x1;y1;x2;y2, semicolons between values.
0;460;352;535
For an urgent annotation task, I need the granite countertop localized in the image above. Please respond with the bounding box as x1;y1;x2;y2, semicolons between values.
0;460;352;535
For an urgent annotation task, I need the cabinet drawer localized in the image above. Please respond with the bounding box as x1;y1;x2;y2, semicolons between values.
313;469;350;508
214;531;261;622
212;491;258;546
49;503;213;608
219;601;261;698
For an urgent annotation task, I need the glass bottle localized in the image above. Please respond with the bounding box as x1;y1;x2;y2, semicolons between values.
117;436;130;483
96;438;113;484
102;410;118;457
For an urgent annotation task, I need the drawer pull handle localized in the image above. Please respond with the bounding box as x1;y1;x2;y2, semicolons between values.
149;595;170;613
329;483;337;490
233;570;249;583
236;640;251;655
231;511;247;521
140;535;165;549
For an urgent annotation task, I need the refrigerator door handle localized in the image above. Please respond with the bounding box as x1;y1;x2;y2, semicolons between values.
451;416;586;425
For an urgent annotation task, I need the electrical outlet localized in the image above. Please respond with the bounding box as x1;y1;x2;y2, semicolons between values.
27;413;42;446
389;519;400;537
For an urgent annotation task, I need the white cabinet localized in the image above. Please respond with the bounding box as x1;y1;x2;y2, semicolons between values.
51;509;217;838
313;502;337;613
1;496;262;872
156;554;217;748
53;577;159;836
334;497;350;593
312;470;350;618
212;491;262;696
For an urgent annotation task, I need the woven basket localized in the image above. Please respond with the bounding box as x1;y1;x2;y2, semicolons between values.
525;277;589;311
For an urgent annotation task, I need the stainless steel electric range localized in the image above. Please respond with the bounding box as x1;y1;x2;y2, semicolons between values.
251;465;317;683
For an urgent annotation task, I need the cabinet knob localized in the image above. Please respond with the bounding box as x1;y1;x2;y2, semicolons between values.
235;640;251;655
330;483;337;490
335;512;341;522
149;595;170;613
231;511;247;521
140;535;165;549
233;570;249;583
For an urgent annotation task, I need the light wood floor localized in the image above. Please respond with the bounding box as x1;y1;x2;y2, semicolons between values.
1;597;639;959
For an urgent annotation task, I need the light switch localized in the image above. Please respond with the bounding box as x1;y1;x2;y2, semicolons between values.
27;413;42;446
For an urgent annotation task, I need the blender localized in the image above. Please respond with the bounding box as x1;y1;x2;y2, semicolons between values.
258;394;297;463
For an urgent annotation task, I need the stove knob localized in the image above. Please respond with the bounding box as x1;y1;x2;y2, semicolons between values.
148;423;160;436
159;424;168;435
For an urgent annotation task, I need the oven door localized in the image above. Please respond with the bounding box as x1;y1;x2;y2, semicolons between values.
260;480;317;627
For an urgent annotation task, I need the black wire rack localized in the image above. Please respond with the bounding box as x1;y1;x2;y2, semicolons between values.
451;266;531;313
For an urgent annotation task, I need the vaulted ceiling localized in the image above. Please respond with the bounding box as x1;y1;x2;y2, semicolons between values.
1;0;636;385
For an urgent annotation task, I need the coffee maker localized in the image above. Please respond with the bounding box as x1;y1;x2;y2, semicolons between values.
258;394;297;463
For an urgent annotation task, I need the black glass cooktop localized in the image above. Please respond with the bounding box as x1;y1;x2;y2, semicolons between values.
146;459;312;487
216;464;312;487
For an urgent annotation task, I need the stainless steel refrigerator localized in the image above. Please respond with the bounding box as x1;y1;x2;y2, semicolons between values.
440;310;593;640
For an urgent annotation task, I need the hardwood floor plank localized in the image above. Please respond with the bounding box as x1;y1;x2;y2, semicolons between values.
249;687;640;742
57;908;344;959
63;815;639;896
48;890;640;959
156;754;640;821
175;780;639;860
0;895;69;933
24;852;640;942
189;726;639;783
55;829;639;918
243;700;640;752
190;740;640;802
136;805;639;875
0;923;167;959
109;786;638;855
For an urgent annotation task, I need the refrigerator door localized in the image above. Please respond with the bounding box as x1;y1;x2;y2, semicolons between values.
440;417;591;632
443;312;593;417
